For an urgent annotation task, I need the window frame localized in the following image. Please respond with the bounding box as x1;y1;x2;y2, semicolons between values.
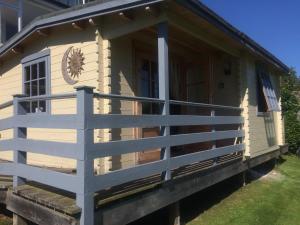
21;50;51;114
256;72;268;116
256;65;280;116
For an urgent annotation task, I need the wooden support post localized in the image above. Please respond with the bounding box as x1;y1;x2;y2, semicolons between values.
75;86;95;225
243;171;247;187
168;202;180;225
158;22;170;181
13;95;28;225
13;214;28;225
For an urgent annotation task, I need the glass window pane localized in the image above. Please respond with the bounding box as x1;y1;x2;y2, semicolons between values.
32;101;38;113
39;61;46;78
31;81;38;96
25;82;30;96
151;61;158;98
24;102;31;113
25;66;30;81
39;101;46;112
140;60;150;97
31;64;37;80
39;79;46;95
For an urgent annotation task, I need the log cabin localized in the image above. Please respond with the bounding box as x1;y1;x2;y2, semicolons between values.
0;0;289;225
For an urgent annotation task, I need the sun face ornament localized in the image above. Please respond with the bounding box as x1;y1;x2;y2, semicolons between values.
62;46;85;85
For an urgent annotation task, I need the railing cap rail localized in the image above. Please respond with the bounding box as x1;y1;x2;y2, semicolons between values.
0;100;13;110
15;93;77;102
13;94;27;98
74;85;96;92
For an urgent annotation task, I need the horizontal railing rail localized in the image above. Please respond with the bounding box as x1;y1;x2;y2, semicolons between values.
0;100;13;110
87;115;244;129
170;99;243;111
94;92;165;103
17;93;77;102
0;86;245;225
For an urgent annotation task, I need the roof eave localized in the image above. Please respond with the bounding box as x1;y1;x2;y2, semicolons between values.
176;0;290;74
0;0;163;59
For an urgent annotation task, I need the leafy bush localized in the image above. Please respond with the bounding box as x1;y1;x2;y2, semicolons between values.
281;68;300;153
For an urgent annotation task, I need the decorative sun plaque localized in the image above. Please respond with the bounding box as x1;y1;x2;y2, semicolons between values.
62;46;85;85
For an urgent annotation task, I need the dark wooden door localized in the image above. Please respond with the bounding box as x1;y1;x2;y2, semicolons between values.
135;53;161;164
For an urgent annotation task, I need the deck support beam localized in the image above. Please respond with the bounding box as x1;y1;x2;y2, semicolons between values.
158;22;170;181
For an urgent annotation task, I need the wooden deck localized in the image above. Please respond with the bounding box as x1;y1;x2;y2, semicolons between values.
0;176;12;204
0;146;288;225
0;154;241;218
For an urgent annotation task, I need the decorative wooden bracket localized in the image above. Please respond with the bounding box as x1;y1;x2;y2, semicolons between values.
88;18;96;26
37;28;50;37
11;46;23;54
118;12;134;21
72;20;87;30
145;6;160;17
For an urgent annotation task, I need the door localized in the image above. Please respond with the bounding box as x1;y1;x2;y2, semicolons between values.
183;60;212;153
135;53;161;164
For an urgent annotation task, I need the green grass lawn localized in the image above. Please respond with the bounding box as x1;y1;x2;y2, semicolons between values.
187;155;300;225
0;216;11;225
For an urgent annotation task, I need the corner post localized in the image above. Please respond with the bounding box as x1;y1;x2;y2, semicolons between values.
13;95;27;187
75;86;95;225
158;22;170;181
13;95;28;225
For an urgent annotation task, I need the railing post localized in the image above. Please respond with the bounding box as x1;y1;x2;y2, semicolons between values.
13;95;29;225
75;86;95;225
158;22;170;181
211;109;217;165
13;94;27;187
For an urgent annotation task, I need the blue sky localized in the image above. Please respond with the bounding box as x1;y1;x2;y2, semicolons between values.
201;0;299;74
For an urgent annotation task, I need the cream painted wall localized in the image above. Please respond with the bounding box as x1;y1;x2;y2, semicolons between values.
240;55;284;158
109;36;136;171
0;21;285;171
213;54;240;108
0;25;100;169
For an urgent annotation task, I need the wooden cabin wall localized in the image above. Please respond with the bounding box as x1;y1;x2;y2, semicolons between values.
212;53;240;107
0;25;100;169
240;55;284;158
101;35;136;172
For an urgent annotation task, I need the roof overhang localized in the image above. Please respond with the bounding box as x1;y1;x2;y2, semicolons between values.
0;0;290;73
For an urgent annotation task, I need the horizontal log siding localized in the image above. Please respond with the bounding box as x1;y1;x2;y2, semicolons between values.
0;25;99;169
242;56;282;157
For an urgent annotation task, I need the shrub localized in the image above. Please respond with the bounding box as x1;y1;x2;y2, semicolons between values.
281;68;300;153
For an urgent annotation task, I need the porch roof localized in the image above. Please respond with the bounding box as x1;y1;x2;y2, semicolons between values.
0;0;289;73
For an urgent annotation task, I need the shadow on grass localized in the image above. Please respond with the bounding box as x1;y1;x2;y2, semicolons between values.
180;174;245;224
129;159;278;225
0;204;12;225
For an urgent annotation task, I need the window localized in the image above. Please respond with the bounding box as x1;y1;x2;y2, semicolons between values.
256;66;280;114
22;50;50;113
139;59;159;114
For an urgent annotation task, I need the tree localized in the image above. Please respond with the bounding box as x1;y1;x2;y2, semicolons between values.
281;68;300;153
